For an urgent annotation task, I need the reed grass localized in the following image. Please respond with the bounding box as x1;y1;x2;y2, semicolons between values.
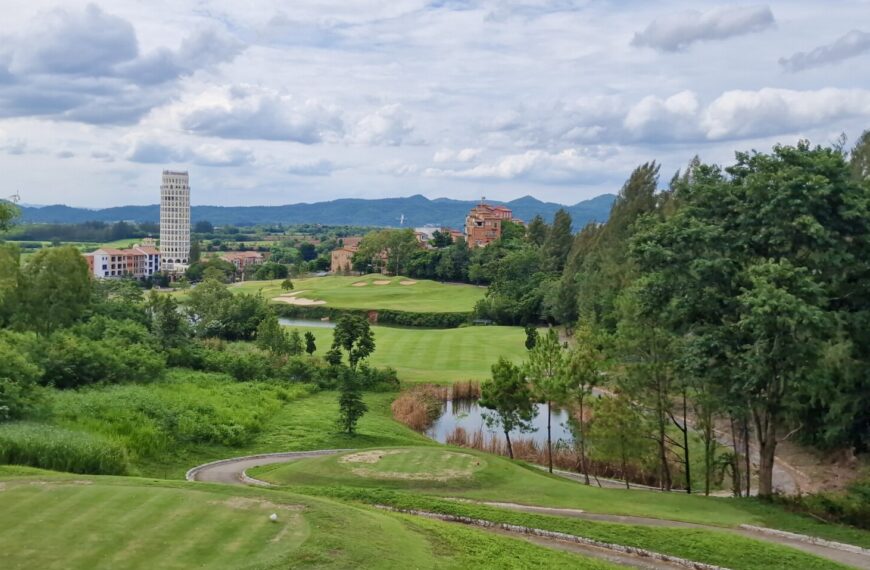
0;422;128;475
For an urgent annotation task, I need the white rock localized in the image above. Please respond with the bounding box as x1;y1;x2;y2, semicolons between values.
269;513;278;522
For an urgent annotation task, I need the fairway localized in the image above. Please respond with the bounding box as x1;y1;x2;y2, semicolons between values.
235;274;485;313
0;470;615;570
285;324;526;383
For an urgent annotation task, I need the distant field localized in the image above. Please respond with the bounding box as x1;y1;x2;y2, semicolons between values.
285;324;526;384
0;469;612;569
236;274;486;313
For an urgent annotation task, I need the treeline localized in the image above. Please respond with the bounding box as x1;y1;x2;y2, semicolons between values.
6;220;158;243
481;135;870;499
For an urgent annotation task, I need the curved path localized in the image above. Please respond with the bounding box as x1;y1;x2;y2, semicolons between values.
186;450;870;569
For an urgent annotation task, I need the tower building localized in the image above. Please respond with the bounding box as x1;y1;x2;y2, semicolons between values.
159;170;190;272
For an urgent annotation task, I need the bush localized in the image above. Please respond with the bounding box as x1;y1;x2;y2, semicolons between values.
778;478;870;529
0;338;45;421
0;422;128;475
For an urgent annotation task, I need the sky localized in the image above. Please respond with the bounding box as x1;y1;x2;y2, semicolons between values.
1;1;869;208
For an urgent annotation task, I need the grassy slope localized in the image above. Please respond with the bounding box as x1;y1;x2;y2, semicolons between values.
252;446;870;550
0;470;614;570
286;324;526;383
135;391;433;479
235;274;486;313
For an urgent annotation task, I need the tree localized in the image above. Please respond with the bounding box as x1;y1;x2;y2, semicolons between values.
189;240;201;263
146;291;187;350
193;220;214;234
254;261;289;280
17;246;92;336
542;209;573;272
479;358;535;459
526;215;549;247
256;314;290;354
525;328;568;473
524;325;538;350
288;329;303;355
331;315;375;370
304;331;317;355
850;129;870;181
0;337;43;421
0;245;20;327
299;242;317;261
564;323;602;484
589;393;647;489
337;370;368;434
430;230;453;248
281;278;294;291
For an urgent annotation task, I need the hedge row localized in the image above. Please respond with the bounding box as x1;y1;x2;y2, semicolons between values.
272;304;471;329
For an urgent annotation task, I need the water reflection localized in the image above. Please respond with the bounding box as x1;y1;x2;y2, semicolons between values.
426;398;575;447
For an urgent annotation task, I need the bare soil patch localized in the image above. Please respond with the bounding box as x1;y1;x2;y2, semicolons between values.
339;450;402;464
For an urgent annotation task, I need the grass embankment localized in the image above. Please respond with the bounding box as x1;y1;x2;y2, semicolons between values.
285;324;525;384
252;446;870;550
234;274;485;313
0;469;615;569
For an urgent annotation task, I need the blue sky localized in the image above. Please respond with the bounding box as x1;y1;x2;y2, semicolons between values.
1;1;869;207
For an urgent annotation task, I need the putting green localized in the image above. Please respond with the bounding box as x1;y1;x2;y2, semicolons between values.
338;449;486;481
233;274;485;313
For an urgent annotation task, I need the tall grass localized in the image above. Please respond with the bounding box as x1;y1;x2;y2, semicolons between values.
50;369;313;460
391;385;446;431
0;422;128;475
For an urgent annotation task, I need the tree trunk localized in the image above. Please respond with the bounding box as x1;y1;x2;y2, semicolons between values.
504;431;514;459
729;415;742;497
682;391;691;494
547;400;553;473
742;415;751;497
657;410;671;491
579;395;590;485
753;408;777;498
622;449;630;489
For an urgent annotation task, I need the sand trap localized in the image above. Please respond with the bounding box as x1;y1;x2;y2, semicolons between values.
275;297;326;306
399;280;417;285
373;280;391;285
352;282;368;287
274;290;326;306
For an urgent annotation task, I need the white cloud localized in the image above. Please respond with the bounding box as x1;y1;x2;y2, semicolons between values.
351;104;416;146
779;30;870;73
286;158;334;176
623;91;701;141
125;136;253;167
174;85;344;143
426;147;615;183
433;147;481;163
632;5;775;51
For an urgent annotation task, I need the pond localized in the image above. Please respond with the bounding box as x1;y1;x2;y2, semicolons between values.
278;318;336;329
425;398;576;448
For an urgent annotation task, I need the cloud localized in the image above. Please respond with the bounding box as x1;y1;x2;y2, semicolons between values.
701;87;870;139
0;137;27;155
0;4;243;124
425;148;614;183
352;104;416;146
433;147;481;163
623;91;701;141
176;85;344;143
55;150;75;159
632;5;775;51
125;137;253;167
779;30;870;72
286;158;335;176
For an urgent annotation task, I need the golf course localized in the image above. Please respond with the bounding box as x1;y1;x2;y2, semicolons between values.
235;275;486;313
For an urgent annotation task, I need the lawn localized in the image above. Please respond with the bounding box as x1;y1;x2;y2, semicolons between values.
252;446;870;550
0;469;615;569
234;274;486;313
285;324;526;384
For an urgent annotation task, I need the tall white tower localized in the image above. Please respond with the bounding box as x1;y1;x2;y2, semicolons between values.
159;170;190;273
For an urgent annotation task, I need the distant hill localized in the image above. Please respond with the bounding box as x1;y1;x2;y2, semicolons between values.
16;194;616;229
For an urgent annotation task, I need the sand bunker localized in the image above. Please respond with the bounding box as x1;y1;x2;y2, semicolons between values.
373;280;391;285
352;282;368;287
399;280;417;285
274;290;326;306
339;450;480;481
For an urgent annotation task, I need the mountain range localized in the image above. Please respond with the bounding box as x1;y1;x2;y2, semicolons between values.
17;194;616;229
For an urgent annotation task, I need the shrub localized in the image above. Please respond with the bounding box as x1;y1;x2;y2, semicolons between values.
272;304;470;329
0;339;45;421
391;385;446;431
777;477;870;529
0;422;128;475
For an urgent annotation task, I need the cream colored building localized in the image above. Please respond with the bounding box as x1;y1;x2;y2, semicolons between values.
160;170;190;273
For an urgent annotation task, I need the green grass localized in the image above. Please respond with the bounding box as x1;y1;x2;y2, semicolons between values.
286;324;526;383
252;446;870;549
0;473;614;569
234;274;485;313
0;424;128;475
